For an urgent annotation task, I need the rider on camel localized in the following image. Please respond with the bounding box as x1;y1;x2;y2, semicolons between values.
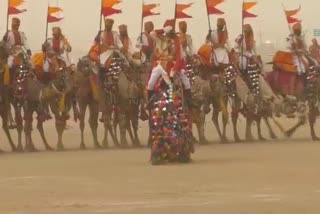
147;19;192;108
139;21;155;63
309;38;320;64
3;17;32;70
177;21;194;61
234;24;261;71
207;18;232;68
42;27;72;69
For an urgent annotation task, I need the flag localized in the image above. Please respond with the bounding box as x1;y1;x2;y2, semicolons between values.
206;0;224;15
102;0;122;17
8;0;26;15
142;3;160;17
47;7;63;23
176;3;193;19
243;2;257;18
285;6;300;24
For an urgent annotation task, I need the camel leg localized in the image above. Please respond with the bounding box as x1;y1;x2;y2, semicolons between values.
14;105;23;152
198;110;209;144
55;116;66;151
102;111;119;148
263;116;277;139
309;110;319;141
212;108;223;142
245;116;255;142
118;113;129;148
256;116;266;141
89;102;101;148
1;110;16;152
79;102;87;150
102;112;109;148
285;115;306;138
221;98;229;143
231;107;242;143
131;105;141;147
24;111;37;152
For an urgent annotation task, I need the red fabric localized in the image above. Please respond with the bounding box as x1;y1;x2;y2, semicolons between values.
265;69;304;96
120;36;130;54
145;33;154;49
52;39;60;54
172;36;186;72
103;31;115;46
13;31;21;46
245;36;254;51
217;30;228;45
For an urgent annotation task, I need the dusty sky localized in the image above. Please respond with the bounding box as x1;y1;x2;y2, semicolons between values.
0;0;317;60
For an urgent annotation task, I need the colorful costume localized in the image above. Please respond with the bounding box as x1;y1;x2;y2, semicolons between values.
208;18;231;65
3;18;31;69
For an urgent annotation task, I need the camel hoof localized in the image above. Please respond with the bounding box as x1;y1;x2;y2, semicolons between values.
270;133;277;140
259;136;267;142
234;138;243;143
245;137;255;142
56;144;65;151
94;143;102;149
45;146;54;151
102;141;109;149
80;143;86;150
312;136;320;141
220;137;229;144
16;144;24;152
26;146;38;153
285;130;293;138
199;138;210;145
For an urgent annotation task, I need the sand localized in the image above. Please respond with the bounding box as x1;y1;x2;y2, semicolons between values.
0;115;320;214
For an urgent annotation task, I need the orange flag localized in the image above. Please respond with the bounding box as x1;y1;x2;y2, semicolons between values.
285;6;300;24
142;4;160;17
47;7;63;23
243;2;257;18
102;0;122;17
206;0;224;15
8;0;26;15
176;3;193;19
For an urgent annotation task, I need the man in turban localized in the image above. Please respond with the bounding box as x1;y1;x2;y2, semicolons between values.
178;21;194;60
118;24;132;58
42;27;72;70
207;18;232;67
234;24;260;70
309;38;320;64
3;17;32;69
147;20;192;107
287;22;308;75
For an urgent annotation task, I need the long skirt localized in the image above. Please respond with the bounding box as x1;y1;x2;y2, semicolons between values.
149;86;194;165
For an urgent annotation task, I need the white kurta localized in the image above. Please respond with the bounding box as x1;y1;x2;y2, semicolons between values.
209;30;231;65
234;35;258;70
4;31;30;51
99;31;126;66
45;38;73;66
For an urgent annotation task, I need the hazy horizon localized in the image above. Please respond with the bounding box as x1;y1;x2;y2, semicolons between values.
0;0;318;61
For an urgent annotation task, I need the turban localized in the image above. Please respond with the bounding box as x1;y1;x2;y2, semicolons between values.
217;18;226;26
179;21;187;32
105;18;114;25
292;22;302;31
12;18;20;25
118;24;127;31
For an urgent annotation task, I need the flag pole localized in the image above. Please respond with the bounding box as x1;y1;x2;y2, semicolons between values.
241;0;245;71
6;0;10;32
45;3;49;43
140;0;144;43
174;0;178;27
205;0;212;32
98;0;103;66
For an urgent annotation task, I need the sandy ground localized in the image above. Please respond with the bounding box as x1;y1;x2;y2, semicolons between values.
1;115;320;214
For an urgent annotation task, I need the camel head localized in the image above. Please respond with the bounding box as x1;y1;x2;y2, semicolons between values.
53;68;74;95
